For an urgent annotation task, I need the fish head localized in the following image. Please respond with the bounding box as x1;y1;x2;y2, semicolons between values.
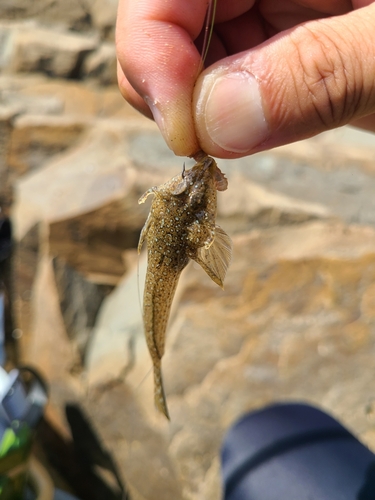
187;156;216;208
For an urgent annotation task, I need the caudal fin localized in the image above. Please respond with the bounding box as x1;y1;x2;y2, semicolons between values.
154;365;170;420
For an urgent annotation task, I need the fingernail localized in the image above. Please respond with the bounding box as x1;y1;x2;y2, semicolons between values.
145;96;165;134
204;72;268;153
145;95;199;156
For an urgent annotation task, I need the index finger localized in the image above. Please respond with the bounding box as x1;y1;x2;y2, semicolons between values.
116;0;208;156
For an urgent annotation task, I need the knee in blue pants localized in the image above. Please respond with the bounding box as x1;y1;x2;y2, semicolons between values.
221;403;375;500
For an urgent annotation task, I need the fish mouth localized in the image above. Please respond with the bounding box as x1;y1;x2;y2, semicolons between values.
191;155;215;179
172;155;215;196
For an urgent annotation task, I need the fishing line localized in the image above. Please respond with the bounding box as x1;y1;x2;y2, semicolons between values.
135;365;153;392
199;0;217;73
137;252;142;317
136;250;154;391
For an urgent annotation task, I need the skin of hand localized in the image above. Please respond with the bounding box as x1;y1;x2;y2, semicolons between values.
116;0;375;159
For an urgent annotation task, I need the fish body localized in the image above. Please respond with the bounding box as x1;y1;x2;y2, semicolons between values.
138;155;232;419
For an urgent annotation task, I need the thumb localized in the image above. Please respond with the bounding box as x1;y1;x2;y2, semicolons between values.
193;4;375;158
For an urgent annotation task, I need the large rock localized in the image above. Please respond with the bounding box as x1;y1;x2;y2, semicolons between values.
12;123;156;240
82;220;375;500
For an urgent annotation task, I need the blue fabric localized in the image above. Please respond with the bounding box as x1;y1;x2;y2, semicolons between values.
221;403;375;500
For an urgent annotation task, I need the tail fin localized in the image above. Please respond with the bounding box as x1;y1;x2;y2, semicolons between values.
154;364;170;420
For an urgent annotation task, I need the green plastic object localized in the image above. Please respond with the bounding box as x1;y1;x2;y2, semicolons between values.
0;423;33;500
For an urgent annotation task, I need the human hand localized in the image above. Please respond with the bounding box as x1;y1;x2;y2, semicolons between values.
116;0;375;159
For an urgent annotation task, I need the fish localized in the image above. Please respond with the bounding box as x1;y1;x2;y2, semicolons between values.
138;153;232;419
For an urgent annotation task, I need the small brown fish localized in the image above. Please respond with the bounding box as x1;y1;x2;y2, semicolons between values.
138;154;232;419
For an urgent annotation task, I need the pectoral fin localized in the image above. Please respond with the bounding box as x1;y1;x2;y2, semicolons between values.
138;187;157;253
193;225;232;288
138;212;152;254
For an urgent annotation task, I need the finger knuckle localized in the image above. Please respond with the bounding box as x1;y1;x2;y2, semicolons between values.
290;23;360;128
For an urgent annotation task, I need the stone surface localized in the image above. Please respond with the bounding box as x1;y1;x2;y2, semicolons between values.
26;255;81;417
89;0;119;41
82;43;117;84
8;114;86;175
0;0;92;31
0;21;98;78
52;257;113;363
48;206;133;285
13;123;154;240
85;251;189;394
0;74;141;119
85;254;147;387
128;128;375;227
83;221;375;500
0;0;119;37
12;223;40;360
0;105;16;208
8;22;98;78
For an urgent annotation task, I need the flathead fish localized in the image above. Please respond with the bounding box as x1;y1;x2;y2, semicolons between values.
138;154;232;419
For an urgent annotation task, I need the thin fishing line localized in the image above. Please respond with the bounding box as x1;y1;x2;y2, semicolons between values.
137;251;142;317
136;365;153;392
137;248;153;391
199;0;217;73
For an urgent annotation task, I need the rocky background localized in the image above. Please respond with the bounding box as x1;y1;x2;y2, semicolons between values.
1;2;375;499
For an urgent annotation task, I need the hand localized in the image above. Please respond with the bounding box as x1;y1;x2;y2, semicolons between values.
116;0;375;159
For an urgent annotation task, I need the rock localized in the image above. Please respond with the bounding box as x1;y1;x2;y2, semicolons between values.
217;170;331;233
85;383;183;500
27;255;74;376
52;257;113;364
217;132;375;228
84;220;375;500
158;221;375;498
276;126;375;168
89;0;118;41
26;255;80;419
0;23;15;73
85;254;147;388
0;105;17;208
0;74;147;120
12;223;40;357
48;204;136;285
13;123;154;240
82;43;117;85
0;0;92;32
3;92;63;117
8;114;87;175
1;21;98;78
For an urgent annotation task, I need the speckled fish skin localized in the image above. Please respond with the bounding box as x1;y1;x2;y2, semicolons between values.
138;154;232;419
